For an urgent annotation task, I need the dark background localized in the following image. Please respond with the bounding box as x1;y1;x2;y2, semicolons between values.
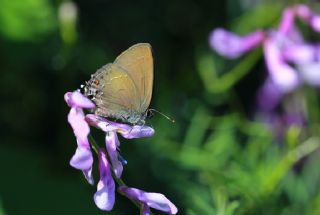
1;0;320;215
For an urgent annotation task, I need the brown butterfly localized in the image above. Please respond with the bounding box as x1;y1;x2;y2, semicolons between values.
84;43;153;125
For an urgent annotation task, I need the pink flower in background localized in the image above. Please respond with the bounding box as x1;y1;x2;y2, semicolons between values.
209;4;320;96
209;28;265;59
209;4;320;136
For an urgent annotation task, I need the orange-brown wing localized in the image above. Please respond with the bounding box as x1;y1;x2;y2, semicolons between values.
93;64;140;119
113;43;153;112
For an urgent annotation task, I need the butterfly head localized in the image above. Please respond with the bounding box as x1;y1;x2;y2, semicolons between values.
82;67;106;101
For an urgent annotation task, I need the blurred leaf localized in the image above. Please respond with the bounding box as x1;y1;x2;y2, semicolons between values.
283;171;309;205
302;152;320;198
286;126;302;149
0;0;56;41
231;3;283;33
260;137;320;195
213;187;239;215
0;199;6;215
183;107;211;147
196;49;262;93
58;1;78;46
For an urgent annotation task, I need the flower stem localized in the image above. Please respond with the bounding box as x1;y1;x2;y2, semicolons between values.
88;135;99;154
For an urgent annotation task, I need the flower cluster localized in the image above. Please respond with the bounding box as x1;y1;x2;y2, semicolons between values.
64;91;178;214
209;4;320;131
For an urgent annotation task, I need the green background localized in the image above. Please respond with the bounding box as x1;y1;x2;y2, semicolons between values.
1;0;320;214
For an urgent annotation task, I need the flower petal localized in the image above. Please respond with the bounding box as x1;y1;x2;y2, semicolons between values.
310;16;320;32
70;146;94;185
105;131;123;178
118;186;178;214
68;108;90;147
282;44;316;63
64;91;95;108
279;7;295;34
256;78;283;111
263;37;300;93
118;125;155;139
294;4;320;33
209;28;264;58
94;150;115;211
141;204;151;215
70;146;93;170
298;62;320;86
86;114;155;139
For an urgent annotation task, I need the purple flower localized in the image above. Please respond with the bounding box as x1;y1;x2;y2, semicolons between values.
256;78;284;112
262;32;300;93
118;186;178;215
94;149;115;211
209;4;320;96
86;114;155;178
64;91;176;214
295;4;320;32
209;28;265;59
64;91;95;185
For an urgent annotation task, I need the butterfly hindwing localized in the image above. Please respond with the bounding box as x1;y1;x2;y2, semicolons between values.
93;64;140;120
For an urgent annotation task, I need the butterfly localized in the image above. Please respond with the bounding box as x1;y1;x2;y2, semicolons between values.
84;43;153;125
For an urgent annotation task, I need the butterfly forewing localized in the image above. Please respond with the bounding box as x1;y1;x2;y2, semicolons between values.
114;43;153;112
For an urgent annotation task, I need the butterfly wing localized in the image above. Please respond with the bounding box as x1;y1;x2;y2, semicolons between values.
114;43;153;112
90;63;140;120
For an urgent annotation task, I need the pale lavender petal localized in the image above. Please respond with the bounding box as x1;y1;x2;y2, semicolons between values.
118;186;178;214
94;150;115;211
282;44;316;63
283;113;305;126
279;7;295;34
315;44;320;60
86;114;155;139
86;114;131;133
64;91;95;108
263;37;300;93
86;114;111;132
256;79;283;111
83;168;94;185
70;146;94;185
209;28;264;58
310;16;320;32
298;62;320;86
119;125;155;139
70;147;93;170
295;4;311;20
285;26;305;45
105;131;123;178
68;108;90;147
295;4;320;32
141;204;151;215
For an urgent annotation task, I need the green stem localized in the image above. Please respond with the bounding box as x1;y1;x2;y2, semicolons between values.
88;135;99;154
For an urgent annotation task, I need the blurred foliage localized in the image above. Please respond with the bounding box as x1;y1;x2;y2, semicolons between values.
0;0;56;41
1;0;320;215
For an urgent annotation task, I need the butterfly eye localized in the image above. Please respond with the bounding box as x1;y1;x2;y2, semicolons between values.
93;80;100;85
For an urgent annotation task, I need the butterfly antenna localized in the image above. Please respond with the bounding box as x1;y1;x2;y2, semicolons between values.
149;108;175;123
